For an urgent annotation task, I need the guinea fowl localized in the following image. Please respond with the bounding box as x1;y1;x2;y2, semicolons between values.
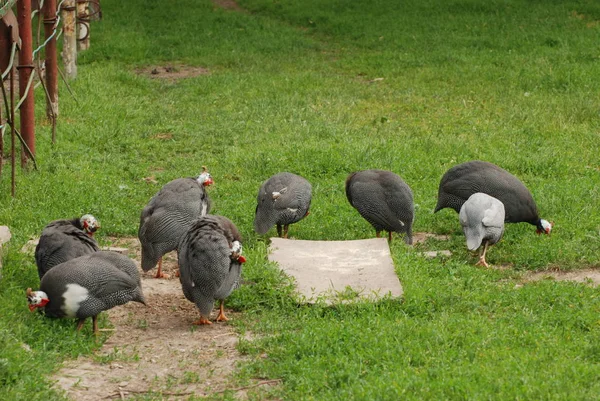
27;251;145;334
434;160;552;234
345;169;415;244
178;215;246;325
35;214;101;279
138;167;214;278
459;193;505;267
254;172;312;238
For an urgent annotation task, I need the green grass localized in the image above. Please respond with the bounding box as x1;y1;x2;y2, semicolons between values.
1;0;600;399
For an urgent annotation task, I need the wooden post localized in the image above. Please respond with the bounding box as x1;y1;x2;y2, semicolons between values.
43;0;59;125
17;0;36;168
77;1;90;51
61;0;77;79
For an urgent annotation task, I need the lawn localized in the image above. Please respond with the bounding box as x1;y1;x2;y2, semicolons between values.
1;0;599;399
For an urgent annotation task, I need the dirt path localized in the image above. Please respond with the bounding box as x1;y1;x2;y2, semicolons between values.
51;238;254;400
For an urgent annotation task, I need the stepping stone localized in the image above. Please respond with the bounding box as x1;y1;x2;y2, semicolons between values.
0;226;11;280
0;226;11;245
268;237;402;304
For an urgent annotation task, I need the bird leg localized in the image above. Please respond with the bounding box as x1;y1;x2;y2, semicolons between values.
376;231;381;238
283;225;289;239
193;316;212;325
277;224;283;238
92;315;99;335
216;300;229;322
388;231;393;242
76;318;86;331
476;242;490;268
154;257;169;279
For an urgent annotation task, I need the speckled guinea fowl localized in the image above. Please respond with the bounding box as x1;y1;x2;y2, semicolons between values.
435;160;552;234
459;193;505;267
138;167;213;278
27;251;145;334
345;169;414;244
35;214;101;280
254;172;312;238
178;215;246;325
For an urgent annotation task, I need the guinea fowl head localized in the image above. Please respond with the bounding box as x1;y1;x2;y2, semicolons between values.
80;214;100;236
197;166;214;187
26;288;49;311
231;240;247;263
536;219;553;235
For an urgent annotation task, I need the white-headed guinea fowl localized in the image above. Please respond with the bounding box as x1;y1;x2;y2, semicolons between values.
346;169;415;244
178;215;246;325
35;214;101;279
27;251;145;334
254;172;312;238
459;193;505;267
434;160;553;234
138;167;214;278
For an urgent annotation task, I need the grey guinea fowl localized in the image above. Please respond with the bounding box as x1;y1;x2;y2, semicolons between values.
434;160;552;234
27;251;145;334
178;215;246;325
459;192;505;267
35;214;101;280
254;172;312;238
346;169;415;244
138;167;214;278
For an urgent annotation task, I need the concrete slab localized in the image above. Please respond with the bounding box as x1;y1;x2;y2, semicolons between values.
268;237;402;304
0;226;11;245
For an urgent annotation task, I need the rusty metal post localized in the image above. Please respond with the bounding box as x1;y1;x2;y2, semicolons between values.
10;26;16;195
17;0;36;168
61;0;77;79
77;0;90;51
43;0;59;127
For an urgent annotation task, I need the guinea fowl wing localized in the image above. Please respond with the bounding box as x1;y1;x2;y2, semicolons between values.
35;221;100;279
349;181;406;232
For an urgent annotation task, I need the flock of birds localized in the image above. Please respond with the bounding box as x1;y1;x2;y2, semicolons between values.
26;160;552;334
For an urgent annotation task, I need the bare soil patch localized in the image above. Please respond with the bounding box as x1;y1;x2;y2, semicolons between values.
51;237;264;400
135;65;210;81
211;0;245;12
524;268;600;287
412;232;450;244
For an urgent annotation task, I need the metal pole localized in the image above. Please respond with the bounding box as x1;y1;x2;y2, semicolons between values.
43;0;58;131
17;0;35;169
61;0;77;79
10;27;16;195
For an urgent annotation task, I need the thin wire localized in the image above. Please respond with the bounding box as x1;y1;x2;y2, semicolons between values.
1;42;17;80
32;0;66;57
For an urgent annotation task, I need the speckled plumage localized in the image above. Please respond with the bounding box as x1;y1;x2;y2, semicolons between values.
178;215;244;323
346;170;414;244
139;176;212;273
434;160;548;232
35;217;100;279
32;251;145;323
254;172;312;238
459;193;505;267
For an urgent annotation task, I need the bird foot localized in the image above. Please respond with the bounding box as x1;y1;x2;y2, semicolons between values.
216;312;229;322
475;259;489;268
193;317;212;325
154;271;170;279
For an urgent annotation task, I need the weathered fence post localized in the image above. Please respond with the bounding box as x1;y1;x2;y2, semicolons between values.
77;0;89;51
17;0;35;168
43;0;58;122
61;0;77;79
